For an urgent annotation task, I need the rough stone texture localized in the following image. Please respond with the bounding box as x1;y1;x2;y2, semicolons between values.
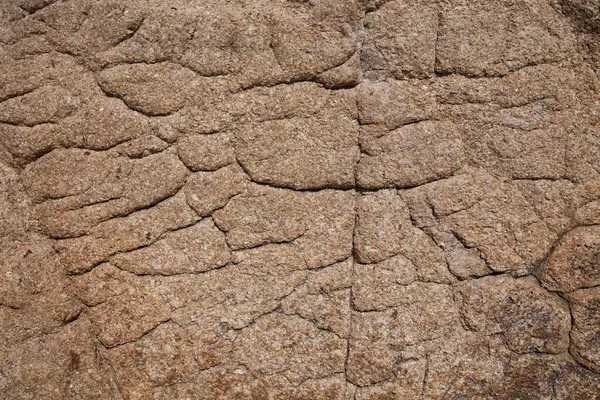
1;0;600;398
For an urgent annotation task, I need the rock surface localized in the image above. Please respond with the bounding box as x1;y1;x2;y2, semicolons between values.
2;0;600;398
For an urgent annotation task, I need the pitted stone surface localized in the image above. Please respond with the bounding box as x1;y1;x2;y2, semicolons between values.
2;0;600;398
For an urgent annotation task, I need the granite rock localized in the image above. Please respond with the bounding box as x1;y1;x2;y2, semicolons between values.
2;0;600;397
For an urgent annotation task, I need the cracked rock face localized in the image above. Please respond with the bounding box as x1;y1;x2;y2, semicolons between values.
2;0;600;398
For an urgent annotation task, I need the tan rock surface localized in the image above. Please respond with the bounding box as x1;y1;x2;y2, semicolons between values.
2;0;600;398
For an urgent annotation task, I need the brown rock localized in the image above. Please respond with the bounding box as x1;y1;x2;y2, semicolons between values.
568;286;600;372
55;192;199;274
24;148;190;238
213;186;355;269
97;62;196;116
347;282;460;385
436;0;575;77
235;88;359;190
184;164;248;217
538;225;600;293
361;0;438;79
354;189;412;263
404;168;556;275
111;218;231;276
456;275;571;354
177;132;236;172
357;79;436;129
357;120;466;189
3;0;600;396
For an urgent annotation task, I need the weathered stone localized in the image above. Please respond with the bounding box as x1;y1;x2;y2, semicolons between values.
184;164;248;217
357;80;436;130
98;10;196;65
236;88;359;190
97;62;196;116
107;321;200;397
111;218;230;275
569;286;600;373
357;121;466;189
3;0;600;396
354;189;412;263
456;275;571;354
232;313;347;386
281;258;353;338
213;186;355;269
114;135;168;158
361;0;438;79
436;0;576;77
177;132;236;172
404;168;555;275
64;96;154;151
0;85;79;126
537;225;600;293
55;192;199;274
347;283;460;386
24;148;190;238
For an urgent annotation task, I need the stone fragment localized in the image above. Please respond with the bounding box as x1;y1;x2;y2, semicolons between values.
239;81;332;122
22;147;119;204
456;275;571;354
357;80;436;129
236;89;359;190
0;52;84;103
177;132;236;172
180;7;239;76
0;164;37;238
357;121;466;189
361;0;438;79
111;219;230;276
569;286;600;373
86;289;172;349
537;225;600;293
184;164;248;217
55;192;198;274
354;189;412;263
97;62;196;116
436;0;575;76
515;179;586;234
561;0;600;31
0;123;58;167
398;227;454;283
195;243;307;329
